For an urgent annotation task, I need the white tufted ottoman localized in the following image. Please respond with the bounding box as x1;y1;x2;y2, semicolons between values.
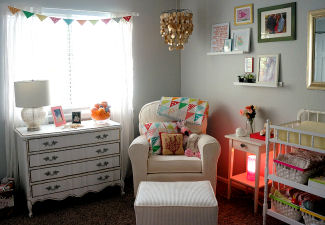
134;181;218;225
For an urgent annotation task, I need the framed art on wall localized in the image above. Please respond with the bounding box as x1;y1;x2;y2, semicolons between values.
257;54;279;87
245;57;254;73
51;106;66;127
234;4;253;26
224;39;232;52
211;23;230;52
231;28;250;52
258;2;296;43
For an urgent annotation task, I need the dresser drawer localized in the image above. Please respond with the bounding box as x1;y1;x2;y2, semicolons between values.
30;156;120;182
32;169;120;197
29;142;119;167
233;140;259;153
28;129;119;152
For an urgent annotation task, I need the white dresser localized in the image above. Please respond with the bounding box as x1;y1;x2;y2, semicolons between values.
15;120;123;217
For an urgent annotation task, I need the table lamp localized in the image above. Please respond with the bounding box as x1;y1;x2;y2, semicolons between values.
14;80;50;131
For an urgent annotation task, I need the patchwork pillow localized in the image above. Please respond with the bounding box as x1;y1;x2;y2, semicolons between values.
140;122;178;155
160;133;184;155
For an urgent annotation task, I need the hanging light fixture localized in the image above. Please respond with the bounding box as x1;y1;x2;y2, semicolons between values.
160;9;193;51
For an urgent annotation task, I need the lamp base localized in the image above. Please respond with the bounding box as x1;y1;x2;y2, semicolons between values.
21;107;47;132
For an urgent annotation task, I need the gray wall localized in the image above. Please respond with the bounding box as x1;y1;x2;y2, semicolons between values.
181;0;325;178
0;0;181;177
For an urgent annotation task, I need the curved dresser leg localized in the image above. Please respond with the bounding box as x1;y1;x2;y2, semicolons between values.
120;180;125;196
27;200;33;218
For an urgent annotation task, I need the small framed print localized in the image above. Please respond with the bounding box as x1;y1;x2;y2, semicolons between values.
234;4;253;26
51;106;66;127
258;2;296;43
245;57;254;73
72;112;81;124
257;54;280;87
231;28;250;52
224;39;232;52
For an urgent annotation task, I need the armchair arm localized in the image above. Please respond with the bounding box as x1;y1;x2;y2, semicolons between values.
198;134;221;193
128;135;149;196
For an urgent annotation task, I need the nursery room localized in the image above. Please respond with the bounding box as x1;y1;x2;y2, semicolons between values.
0;0;325;224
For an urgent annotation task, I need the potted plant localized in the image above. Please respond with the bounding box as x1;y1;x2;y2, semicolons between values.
238;75;245;82
244;74;255;83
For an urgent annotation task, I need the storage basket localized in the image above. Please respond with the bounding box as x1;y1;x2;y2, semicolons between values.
274;159;319;184
301;207;325;225
270;194;302;221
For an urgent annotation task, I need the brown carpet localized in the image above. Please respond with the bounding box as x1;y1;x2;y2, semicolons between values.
0;178;285;225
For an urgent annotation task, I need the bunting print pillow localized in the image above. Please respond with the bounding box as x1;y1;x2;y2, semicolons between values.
157;97;209;125
140;121;178;155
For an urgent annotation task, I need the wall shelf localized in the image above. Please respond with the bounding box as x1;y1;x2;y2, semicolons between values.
207;50;244;55
233;82;283;88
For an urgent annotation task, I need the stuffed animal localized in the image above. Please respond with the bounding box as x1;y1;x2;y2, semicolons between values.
176;120;191;147
186;133;200;153
260;122;274;136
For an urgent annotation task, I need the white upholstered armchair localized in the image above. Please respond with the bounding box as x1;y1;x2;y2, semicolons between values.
128;101;221;196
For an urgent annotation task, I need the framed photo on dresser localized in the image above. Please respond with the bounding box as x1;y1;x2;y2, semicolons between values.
51;106;66;127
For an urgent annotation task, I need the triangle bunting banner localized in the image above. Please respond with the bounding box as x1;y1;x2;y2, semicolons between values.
23;10;34;18
36;14;47;21
185;112;195;120
7;6;134;26
63;19;73;25
179;102;188;110
8;6;20;15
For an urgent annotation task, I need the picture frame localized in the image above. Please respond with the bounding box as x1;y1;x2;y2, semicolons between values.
245;57;254;73
211;23;230;52
231;28;250;52
51;106;66;127
223;39;232;52
257;54;280;87
72;112;81;124
234;4;253;26
258;2;296;43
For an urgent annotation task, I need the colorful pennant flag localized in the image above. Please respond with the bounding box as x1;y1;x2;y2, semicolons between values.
8;6;20;15
7;6;133;26
123;16;131;22
50;17;61;24
113;17;121;23
63;19;73;25
23;10;34;18
89;20;98;25
77;20;87;25
102;18;111;24
36;14;47;21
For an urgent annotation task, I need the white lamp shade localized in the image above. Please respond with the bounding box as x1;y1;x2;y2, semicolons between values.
14;80;50;108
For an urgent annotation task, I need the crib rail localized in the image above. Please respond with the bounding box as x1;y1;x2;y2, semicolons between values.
297;109;325;122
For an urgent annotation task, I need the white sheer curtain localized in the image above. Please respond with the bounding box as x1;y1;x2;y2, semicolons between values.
1;5;134;180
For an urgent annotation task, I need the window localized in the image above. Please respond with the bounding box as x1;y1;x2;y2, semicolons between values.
7;10;133;109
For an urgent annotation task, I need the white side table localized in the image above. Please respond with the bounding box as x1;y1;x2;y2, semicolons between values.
225;134;270;214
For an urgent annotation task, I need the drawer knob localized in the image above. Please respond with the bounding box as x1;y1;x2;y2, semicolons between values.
44;170;59;176
95;134;109;140
240;143;247;148
96;161;109;167
97;175;110;181
43;156;58;161
46;185;60;191
43;140;58;147
96;148;109;154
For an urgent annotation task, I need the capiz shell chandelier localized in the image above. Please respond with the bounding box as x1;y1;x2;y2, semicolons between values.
160;9;193;51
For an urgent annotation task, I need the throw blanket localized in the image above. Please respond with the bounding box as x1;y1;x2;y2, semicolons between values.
157;97;209;125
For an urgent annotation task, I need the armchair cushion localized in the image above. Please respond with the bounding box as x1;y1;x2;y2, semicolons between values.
148;155;202;173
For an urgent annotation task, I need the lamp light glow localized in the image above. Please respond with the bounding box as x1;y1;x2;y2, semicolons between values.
247;154;256;181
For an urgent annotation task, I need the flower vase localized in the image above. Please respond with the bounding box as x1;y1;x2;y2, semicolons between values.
246;119;255;135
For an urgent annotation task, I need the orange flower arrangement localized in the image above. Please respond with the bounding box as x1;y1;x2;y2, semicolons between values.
240;105;256;133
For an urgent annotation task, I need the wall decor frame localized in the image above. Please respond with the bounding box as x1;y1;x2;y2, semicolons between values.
258;2;296;43
234;4;253;26
224;39;232;52
245;57;254;73
306;9;325;90
257;54;280;87
231;28;250;52
211;23;230;52
51;106;66;127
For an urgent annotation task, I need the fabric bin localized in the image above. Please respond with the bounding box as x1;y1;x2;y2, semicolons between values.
301;207;325;225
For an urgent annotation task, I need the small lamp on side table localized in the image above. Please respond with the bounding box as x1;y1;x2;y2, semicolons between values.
14;80;50;131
